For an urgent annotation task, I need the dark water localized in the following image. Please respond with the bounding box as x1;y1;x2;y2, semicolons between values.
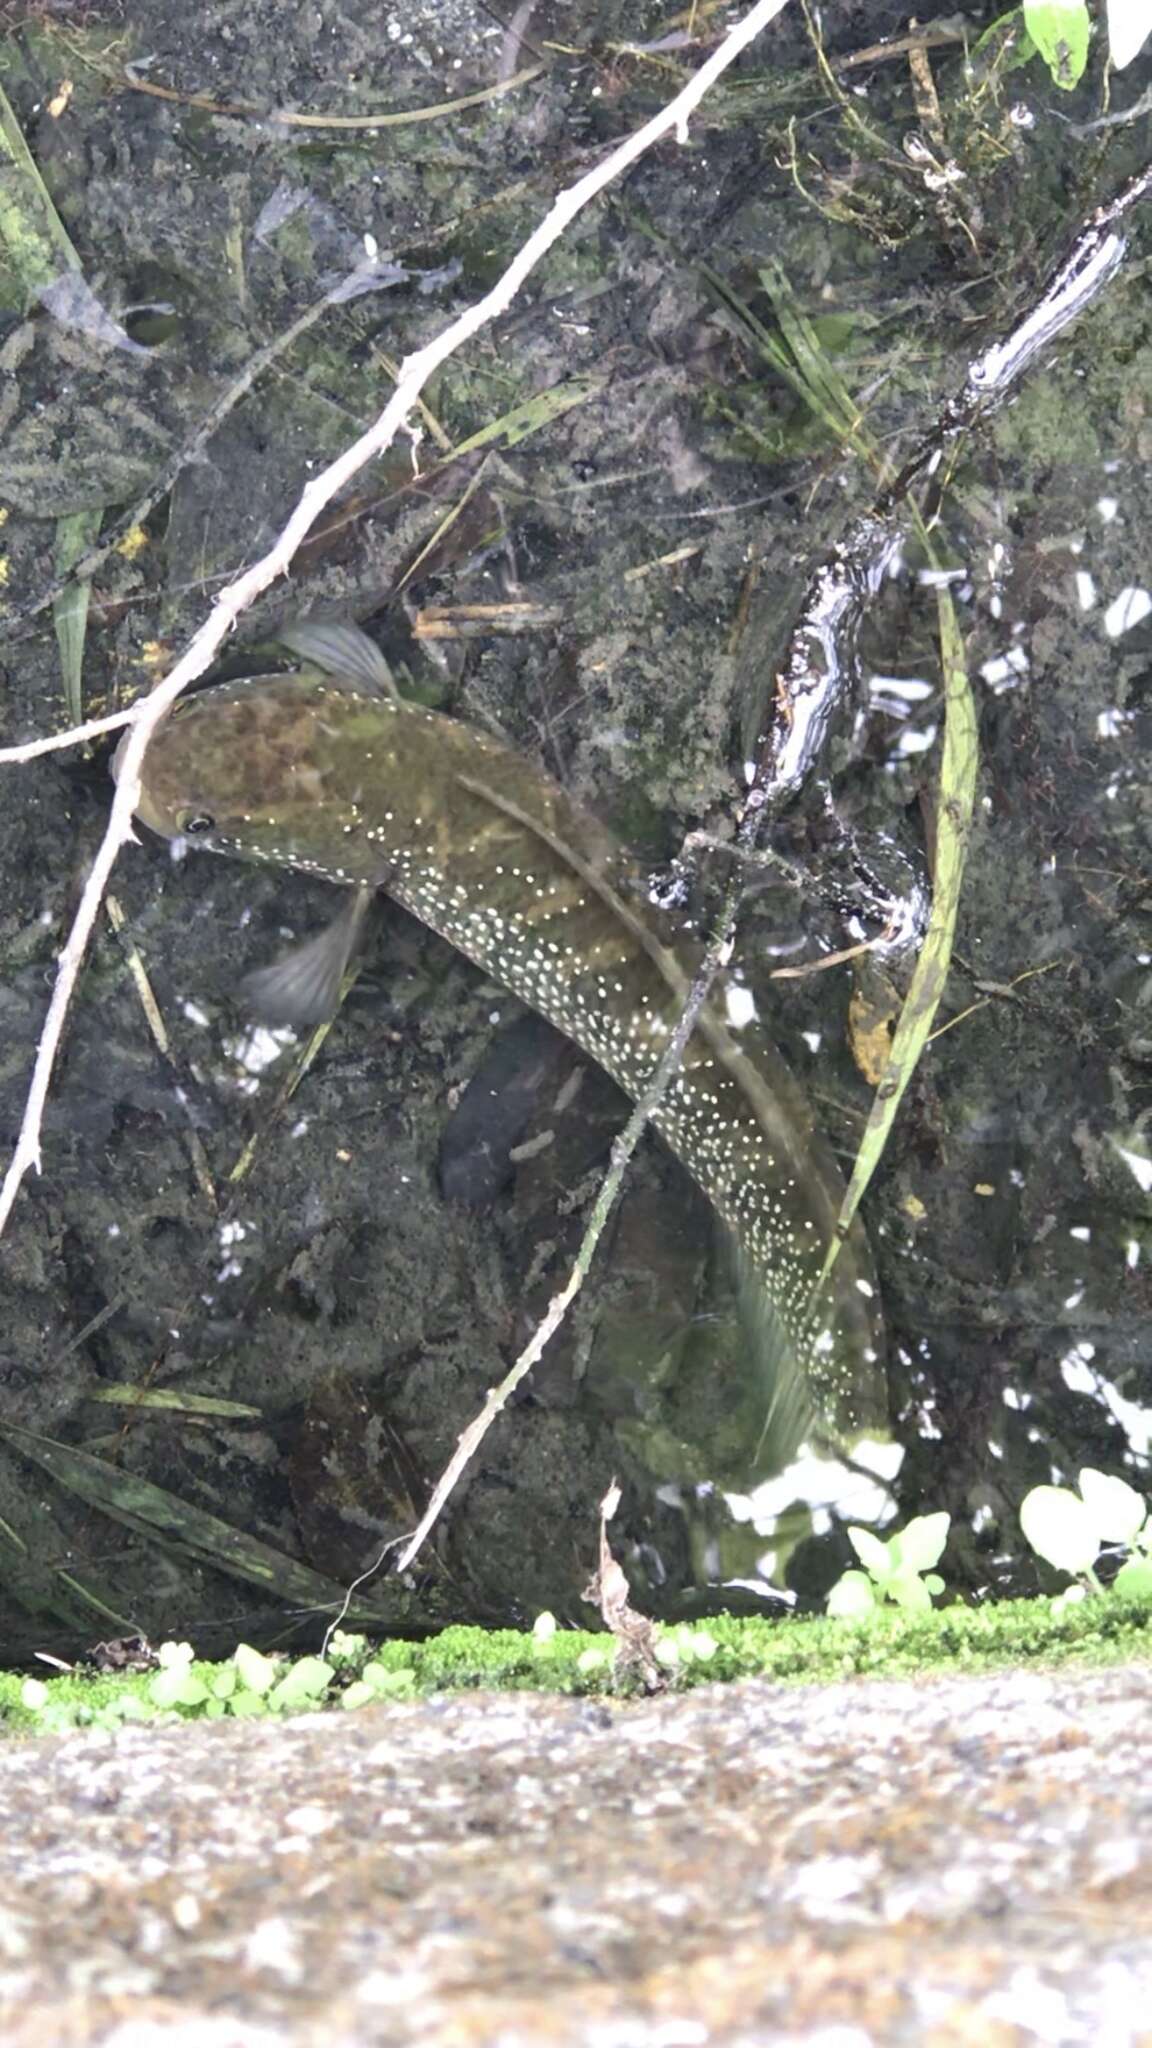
0;0;1148;1657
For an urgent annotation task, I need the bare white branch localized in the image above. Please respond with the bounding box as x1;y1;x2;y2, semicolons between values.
0;710;135;765
392;1237;590;1578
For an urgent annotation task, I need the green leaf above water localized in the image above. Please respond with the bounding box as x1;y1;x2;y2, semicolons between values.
827;1514;952;1620
1023;1;1091;87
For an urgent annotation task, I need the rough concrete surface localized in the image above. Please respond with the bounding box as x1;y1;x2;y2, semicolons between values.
0;1662;1150;2045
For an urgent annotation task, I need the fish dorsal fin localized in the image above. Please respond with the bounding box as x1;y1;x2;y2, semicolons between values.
279;620;399;701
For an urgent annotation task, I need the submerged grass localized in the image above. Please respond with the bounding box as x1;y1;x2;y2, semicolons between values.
0;1424;396;1628
0;76;81;305
52;510;101;727
696;254;982;1257
0;83;101;716
821;562;978;1256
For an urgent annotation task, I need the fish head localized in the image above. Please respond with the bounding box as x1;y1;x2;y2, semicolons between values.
115;676;349;865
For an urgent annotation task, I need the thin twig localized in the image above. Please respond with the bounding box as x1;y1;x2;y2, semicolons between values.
104;894;218;1211
769;924;898;979
0;708;133;764
0;0;794;1239
118;63;545;128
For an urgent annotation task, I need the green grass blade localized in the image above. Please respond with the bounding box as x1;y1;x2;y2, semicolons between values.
449;373;605;456
52;508;102;726
818;574;978;1271
0;1424;397;1625
85;1384;262;1419
0;78;80;309
758;258;864;444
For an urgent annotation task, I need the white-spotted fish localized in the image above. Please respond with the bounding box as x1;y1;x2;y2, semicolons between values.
117;621;886;1464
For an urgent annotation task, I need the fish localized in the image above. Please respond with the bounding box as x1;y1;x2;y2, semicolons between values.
117;620;887;1467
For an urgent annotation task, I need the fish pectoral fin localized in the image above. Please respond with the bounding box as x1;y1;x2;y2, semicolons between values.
241;884;377;1026
278;620;399;701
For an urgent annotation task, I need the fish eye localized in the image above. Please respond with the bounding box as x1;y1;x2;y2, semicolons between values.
178;810;216;836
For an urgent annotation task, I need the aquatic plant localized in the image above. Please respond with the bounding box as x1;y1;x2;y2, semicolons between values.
1020;1469;1152;1599
824;1513;950;1619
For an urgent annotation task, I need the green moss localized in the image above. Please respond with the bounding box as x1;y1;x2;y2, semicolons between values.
1;1593;1149;1736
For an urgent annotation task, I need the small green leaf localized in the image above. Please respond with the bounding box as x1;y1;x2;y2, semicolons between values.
1114;1556;1152;1600
893;1512;950;1574
1077;1468;1147;1544
576;1646;611;1675
150;1667;210;1710
972;11;1039;71
1023;1;1091;87
826;1570;879;1618
112;1695;153;1722
889;1573;932;1613
847;1527;891;1577
326;1631;366;1666
341;1679;378;1710
157;1640;196;1670
233;1643;278;1696
363;1667;418;1699
267;1656;333;1713
682;1629;717;1663
1020;1484;1101;1575
227;1691;269;1718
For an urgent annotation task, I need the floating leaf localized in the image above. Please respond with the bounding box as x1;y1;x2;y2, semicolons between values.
450;374;606;457
0;77;81;308
0;1421;395;1624
38;270;150;355
822;576;978;1257
88;1383;262;1419
52;509;102;725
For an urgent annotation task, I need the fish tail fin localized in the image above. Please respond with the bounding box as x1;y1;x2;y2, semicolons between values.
716;1226;814;1474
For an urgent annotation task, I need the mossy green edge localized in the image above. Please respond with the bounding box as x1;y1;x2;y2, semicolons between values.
1;1593;1149;1732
